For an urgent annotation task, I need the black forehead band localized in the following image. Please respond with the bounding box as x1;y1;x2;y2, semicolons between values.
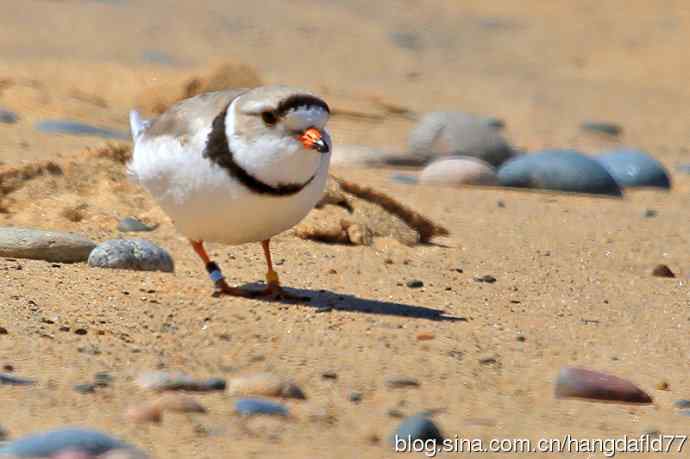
275;95;330;118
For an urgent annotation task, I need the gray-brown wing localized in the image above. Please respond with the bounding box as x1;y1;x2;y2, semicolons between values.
142;89;247;141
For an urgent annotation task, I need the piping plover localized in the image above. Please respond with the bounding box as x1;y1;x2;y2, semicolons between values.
128;86;332;298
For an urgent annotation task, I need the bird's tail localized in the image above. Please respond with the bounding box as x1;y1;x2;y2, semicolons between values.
129;110;150;140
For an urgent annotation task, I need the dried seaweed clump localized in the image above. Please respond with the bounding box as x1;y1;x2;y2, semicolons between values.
293;176;448;246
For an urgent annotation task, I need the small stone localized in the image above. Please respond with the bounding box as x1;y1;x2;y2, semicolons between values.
117;217;157;233
478;355;498;365
406;280;424;289
581;121;622;137
498;150;622;196
673;400;690;409
0;108;18;124
74;383;97;394
321;371;338;380
153;393;207;413
0;228;96;263
416;332;435;341
656;381;670;391
234;398;288;416
389;414;444;446
0;428;144;457
419;156;498;187
126;404;162;424
474;275;496;283
74;328;88;335
554;367;653;404
385;377;419;389
0;327;8;335
349;391;363;403
3;365;13;372
516;336;526;342
35;120;129;140
596;149;670;189
643;209;657;218
135;371;225;392
0;372;34;385
227;372;305;399
88;239;174;273
652;264;675;278
94;372;113;387
387;408;405;418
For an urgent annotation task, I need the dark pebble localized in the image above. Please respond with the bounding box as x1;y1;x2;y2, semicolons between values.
474;275;496;283
387;408;405;418
643;209;657;218
234;398;288;416
74;328;88;335
673;400;690;409
321;371;338;380
35;120;129;140
0;428;139;457
74;383;97;394
0;326;7;335
94;372;113;387
652;264;675;278
385;377;420;389
596;149;671;189
0;108;18;124
581;121;622;137
555;367;652;404
497;150;622;196
117;217;158;233
406;280;424;289
349;391;363;403
389;414;444;446
202;378;227;391
0;372;35;386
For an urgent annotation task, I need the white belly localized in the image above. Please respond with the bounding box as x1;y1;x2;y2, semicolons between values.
129;135;329;245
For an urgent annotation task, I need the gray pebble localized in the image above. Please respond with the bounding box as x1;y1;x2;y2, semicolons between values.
643;209;658;218
35;120;129;140
117;217;157;233
596;149;671;189
234;398;288;416
88;239;174;273
0;428;144;457
390;173;419;185
474;275;497;283
135;371;224;392
408;112;516;167
94;372;113;387
385;377;420;389
0;372;35;386
0;228;96;263
497;149;622;196
349;391;363;403
581;121;622;137
673;400;690;409
74;383;97;394
0;108;18;124
389;414;444;445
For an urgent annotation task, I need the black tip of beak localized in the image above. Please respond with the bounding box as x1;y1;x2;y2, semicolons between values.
314;139;329;154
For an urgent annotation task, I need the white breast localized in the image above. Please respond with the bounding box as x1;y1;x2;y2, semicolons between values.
129;128;330;245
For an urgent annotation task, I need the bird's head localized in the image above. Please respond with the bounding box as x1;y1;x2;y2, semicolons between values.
225;85;332;188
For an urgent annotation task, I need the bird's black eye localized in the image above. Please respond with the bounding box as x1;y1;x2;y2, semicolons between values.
261;111;278;126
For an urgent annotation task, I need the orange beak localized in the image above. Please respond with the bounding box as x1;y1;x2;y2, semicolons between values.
299;127;329;153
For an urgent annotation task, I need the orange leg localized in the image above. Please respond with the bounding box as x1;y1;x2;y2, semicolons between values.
256;239;306;301
190;240;249;297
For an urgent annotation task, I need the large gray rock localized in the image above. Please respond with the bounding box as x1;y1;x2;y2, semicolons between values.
419;156;498;186
0;428;147;458
407;112;515;167
497;149;622;196
88;239;174;272
0;228;96;262
595;148;671;189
